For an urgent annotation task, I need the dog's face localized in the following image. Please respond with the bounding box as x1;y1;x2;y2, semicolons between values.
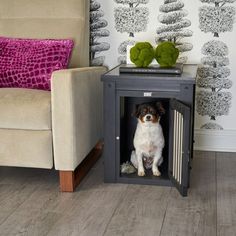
134;102;165;124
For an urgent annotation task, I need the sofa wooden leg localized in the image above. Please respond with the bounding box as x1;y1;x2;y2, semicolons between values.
59;171;75;192
59;141;103;192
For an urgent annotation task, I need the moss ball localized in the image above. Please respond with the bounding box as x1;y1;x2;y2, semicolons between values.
155;42;179;67
130;42;155;67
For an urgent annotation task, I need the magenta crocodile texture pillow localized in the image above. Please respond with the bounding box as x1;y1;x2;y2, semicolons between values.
0;37;74;90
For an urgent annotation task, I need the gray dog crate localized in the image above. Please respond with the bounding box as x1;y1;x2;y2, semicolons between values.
101;64;197;196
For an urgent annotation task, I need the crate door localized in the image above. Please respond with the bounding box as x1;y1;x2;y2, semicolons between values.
169;99;191;196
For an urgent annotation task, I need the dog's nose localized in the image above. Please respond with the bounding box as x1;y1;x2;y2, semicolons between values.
146;115;151;120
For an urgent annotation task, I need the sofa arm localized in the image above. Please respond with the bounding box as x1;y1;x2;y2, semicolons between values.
51;67;107;171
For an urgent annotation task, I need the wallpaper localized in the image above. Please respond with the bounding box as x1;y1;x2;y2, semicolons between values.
90;0;236;130
90;0;110;66
197;0;235;130
156;0;193;63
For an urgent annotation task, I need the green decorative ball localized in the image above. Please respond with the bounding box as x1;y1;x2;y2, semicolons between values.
130;42;155;67
155;42;179;67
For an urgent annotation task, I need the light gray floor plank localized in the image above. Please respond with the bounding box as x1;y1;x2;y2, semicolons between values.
160;151;217;236
47;187;127;236
216;152;236;236
0;181;63;235
46;166;128;236
0;159;124;236
0;167;63;235
103;184;171;236
0;183;37;226
0;167;58;228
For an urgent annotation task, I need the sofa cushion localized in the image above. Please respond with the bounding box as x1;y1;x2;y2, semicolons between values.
0;37;73;90
0;129;53;169
0;88;51;130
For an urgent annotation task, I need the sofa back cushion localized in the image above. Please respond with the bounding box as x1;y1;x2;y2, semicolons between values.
0;37;73;90
0;0;89;68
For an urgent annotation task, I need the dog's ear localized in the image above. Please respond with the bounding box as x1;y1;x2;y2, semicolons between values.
133;104;141;118
156;102;165;115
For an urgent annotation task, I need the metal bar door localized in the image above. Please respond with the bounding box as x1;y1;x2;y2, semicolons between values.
169;99;191;196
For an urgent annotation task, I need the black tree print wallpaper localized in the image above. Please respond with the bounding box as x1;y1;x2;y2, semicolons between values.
197;0;235;130
199;0;235;37
114;0;149;63
114;0;149;37
90;0;110;66
118;40;136;64
156;0;193;63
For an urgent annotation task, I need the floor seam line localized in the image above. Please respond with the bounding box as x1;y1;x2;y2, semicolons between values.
159;187;173;236
102;185;128;236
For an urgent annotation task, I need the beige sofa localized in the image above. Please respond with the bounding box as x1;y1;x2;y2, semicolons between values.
0;0;106;191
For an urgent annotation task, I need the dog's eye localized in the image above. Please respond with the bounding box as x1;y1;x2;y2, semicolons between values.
150;110;156;115
141;111;146;115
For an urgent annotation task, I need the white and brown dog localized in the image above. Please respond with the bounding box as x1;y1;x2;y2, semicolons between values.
131;102;165;177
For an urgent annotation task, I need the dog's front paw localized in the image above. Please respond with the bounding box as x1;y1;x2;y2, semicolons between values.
152;169;161;176
138;169;145;176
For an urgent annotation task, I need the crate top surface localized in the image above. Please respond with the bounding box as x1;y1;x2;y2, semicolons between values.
101;64;198;85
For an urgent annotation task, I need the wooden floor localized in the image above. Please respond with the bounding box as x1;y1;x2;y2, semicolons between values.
0;151;235;236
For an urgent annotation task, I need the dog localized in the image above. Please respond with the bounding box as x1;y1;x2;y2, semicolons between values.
131;102;165;177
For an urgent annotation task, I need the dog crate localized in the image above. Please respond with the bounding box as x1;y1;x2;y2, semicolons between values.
101;64;197;196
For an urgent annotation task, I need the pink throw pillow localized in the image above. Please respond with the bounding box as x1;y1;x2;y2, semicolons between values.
0;37;74;90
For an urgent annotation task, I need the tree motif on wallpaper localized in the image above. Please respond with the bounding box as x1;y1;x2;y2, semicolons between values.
90;0;110;66
156;0;193;63
199;0;236;37
197;0;236;130
114;0;149;37
118;40;136;63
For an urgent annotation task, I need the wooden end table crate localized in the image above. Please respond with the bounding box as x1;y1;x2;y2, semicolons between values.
101;64;197;196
